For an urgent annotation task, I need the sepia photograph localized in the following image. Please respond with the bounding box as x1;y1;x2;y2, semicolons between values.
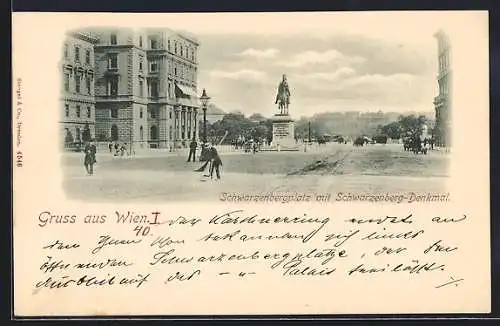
58;22;453;202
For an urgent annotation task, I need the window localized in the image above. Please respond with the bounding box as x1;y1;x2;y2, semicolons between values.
75;128;81;141
150;61;158;72
139;80;144;97
150;80;159;98
168;40;171;51
74;46;80;62
108;76;119;96
75;75;81;93
108;54;118;69
85;50;91;64
174;67;177;76
180;46;183;56
65;104;69;117
150;108;158;119
150;125;158;139
139;59;143;71
140;108;143;119
86;76;91;94
174;42;177;54
76;105;81;118
110;33;117;45
169;126;172;139
140;126;144;141
63;44;69;59
151;39;158;49
64;73;70;91
111;108;118;118
139;36;143;47
87;106;91;118
169;109;172;119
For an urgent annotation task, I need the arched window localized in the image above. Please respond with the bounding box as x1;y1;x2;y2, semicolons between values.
111;124;119;141
150;125;158;140
140;126;144;141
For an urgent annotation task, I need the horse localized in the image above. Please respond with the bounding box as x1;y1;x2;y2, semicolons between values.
275;92;290;115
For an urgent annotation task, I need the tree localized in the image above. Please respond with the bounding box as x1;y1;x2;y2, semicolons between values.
248;113;266;122
82;123;92;142
379;121;402;139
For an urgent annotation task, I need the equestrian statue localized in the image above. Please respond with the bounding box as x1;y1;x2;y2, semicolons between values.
275;74;291;115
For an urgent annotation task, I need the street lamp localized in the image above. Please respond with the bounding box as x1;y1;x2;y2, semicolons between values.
200;88;210;143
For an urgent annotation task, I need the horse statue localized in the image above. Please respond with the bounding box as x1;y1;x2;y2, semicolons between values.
275;74;291;115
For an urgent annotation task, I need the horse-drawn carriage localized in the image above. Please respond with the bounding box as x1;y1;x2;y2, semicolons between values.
403;137;429;155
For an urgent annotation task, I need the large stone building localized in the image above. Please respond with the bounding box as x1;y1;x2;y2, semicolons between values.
60;31;99;148
61;27;200;150
433;29;452;147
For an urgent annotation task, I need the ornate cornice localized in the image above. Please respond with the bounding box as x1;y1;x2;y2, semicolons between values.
69;31;100;44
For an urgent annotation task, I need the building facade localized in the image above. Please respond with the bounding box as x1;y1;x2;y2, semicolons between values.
433;30;452;147
60;31;99;148
65;27;200;150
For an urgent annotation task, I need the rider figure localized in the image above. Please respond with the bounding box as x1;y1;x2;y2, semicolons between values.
275;74;291;115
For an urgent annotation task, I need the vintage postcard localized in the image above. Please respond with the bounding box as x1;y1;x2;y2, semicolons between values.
12;11;490;316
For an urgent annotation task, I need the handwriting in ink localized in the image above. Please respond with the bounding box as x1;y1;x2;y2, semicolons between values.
42;240;80;250
40;256;70;273
91;235;142;254
423;240;458;254
432;215;467;223
150;235;185;249
165;270;201;284
361;228;424;241
435;276;464;288
345;214;413;225
149;249;194;266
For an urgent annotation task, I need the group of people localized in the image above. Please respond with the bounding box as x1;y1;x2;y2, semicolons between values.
108;141;132;157
188;139;223;180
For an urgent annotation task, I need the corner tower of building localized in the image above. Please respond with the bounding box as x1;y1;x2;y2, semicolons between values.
433;29;452;147
60;31;99;149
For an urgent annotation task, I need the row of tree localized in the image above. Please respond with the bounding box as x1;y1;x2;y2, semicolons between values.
377;114;432;140
207;112;433;144
65;113;433;145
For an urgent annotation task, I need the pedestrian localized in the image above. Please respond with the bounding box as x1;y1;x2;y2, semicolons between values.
108;142;113;153
187;138;197;162
84;139;97;176
114;142;119;156
209;144;223;180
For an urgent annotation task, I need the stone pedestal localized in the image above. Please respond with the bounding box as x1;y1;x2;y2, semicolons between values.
271;114;298;151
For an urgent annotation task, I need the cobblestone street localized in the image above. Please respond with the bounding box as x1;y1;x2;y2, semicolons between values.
62;143;450;202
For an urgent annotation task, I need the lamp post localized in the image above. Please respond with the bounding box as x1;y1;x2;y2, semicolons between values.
199;88;210;161
308;121;312;143
200;88;210;143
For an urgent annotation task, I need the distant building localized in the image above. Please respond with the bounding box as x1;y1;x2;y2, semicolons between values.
60;31;99;148
204;104;226;124
433;30;452;147
64;27;200;150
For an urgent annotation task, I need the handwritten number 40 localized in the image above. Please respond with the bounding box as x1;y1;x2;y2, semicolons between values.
134;225;150;237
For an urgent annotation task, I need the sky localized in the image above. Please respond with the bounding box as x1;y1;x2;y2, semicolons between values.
39;11;480;119
196;31;439;118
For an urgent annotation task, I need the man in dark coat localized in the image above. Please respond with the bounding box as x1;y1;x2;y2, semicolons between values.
208;144;223;180
84;140;97;175
187;138;198;162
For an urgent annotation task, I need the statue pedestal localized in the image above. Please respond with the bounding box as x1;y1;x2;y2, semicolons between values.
271;114;298;151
